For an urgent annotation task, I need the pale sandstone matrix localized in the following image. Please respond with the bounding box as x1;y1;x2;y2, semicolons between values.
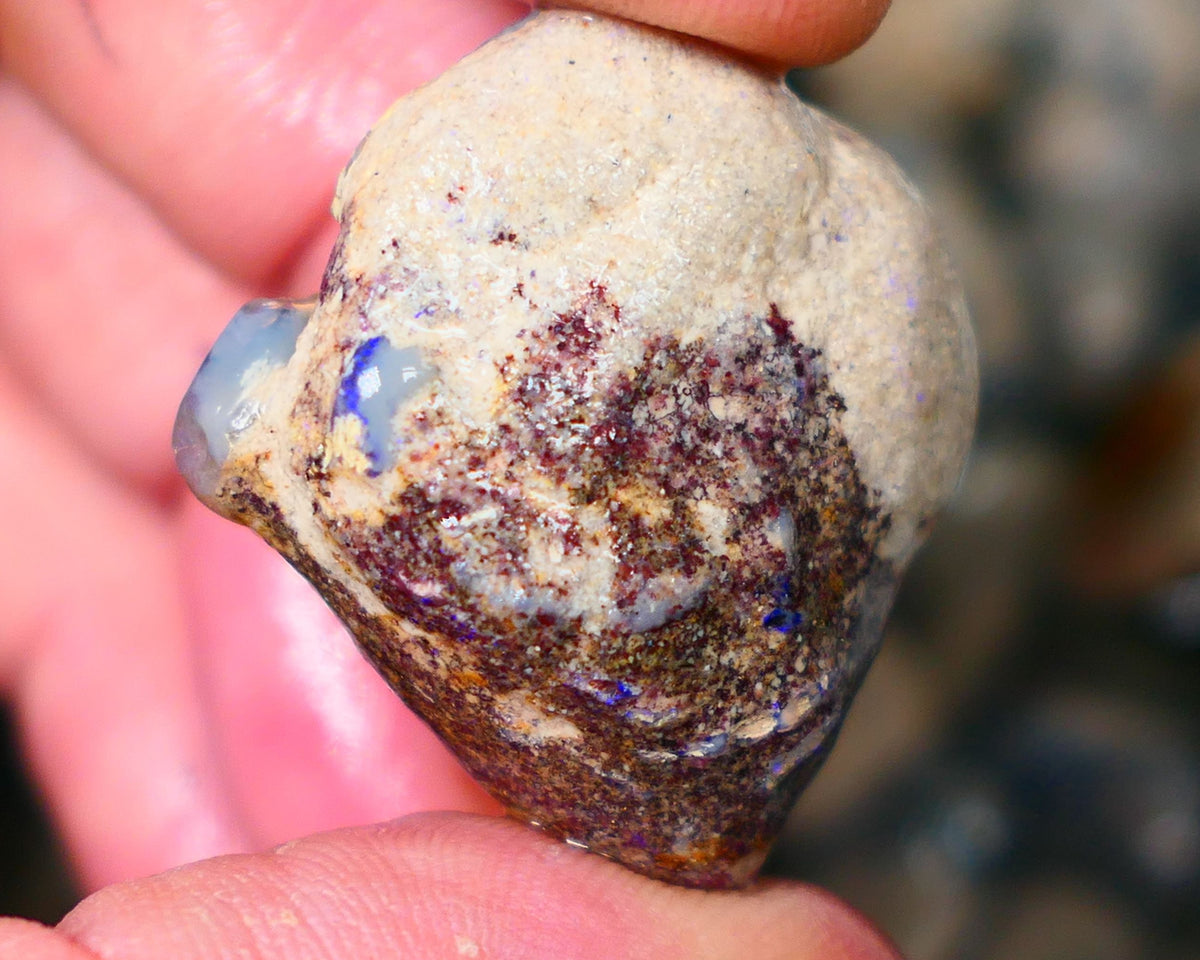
174;11;977;886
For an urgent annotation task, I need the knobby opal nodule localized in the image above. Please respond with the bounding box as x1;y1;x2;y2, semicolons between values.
175;10;977;887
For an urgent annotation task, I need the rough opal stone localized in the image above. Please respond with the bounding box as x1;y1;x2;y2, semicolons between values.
174;10;977;887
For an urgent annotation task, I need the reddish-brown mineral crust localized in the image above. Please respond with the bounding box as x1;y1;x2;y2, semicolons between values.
229;286;889;886
245;506;862;887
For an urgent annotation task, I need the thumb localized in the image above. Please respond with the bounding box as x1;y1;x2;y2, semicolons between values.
4;813;899;960
568;0;892;65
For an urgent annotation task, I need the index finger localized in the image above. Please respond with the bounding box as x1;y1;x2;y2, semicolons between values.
0;0;529;286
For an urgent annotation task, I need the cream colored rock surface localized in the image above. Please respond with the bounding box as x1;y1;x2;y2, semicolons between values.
175;9;977;888
327;11;975;564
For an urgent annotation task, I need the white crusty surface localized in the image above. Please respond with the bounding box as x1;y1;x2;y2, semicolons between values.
316;9;977;563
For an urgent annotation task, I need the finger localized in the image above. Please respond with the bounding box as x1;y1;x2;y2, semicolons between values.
179;500;499;848
574;0;892;65
57;814;900;960
0;0;528;285
0;364;248;889
0;919;98;960
0;77;248;490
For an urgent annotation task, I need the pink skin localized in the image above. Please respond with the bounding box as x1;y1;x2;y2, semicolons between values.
181;500;500;849
0;1;899;956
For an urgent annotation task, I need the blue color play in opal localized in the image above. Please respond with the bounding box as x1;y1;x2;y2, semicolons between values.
762;608;805;632
172;297;314;499
335;336;432;474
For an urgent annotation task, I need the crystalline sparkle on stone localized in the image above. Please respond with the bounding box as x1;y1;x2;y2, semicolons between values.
174;10;977;888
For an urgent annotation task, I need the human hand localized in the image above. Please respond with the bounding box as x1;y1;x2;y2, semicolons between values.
0;0;895;956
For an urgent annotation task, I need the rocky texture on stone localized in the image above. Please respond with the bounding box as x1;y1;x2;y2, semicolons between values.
174;10;976;887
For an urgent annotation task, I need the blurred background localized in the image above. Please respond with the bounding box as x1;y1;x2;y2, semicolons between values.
3;0;1199;954
771;0;1200;956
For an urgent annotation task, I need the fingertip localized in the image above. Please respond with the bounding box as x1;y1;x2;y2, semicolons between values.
59;814;898;960
695;880;905;960
371;816;905;960
0;919;98;960
564;0;893;66
787;0;893;66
